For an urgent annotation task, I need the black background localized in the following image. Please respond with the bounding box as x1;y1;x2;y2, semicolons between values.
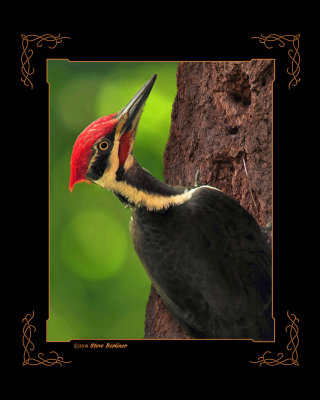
9;27;310;378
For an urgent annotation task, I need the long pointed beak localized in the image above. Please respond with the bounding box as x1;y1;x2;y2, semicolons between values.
117;74;157;133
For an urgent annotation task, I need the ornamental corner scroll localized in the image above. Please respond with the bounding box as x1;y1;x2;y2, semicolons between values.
251;33;301;89
20;33;70;89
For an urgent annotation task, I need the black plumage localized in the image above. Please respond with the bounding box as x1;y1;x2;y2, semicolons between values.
119;162;273;340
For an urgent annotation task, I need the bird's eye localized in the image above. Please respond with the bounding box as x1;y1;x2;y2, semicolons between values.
99;140;110;151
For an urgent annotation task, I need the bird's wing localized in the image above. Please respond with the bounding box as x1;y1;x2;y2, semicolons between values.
168;186;272;338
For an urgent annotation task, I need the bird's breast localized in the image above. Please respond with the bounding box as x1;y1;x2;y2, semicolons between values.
130;206;189;278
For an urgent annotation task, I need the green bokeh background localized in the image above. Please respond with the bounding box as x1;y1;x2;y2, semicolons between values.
48;61;178;340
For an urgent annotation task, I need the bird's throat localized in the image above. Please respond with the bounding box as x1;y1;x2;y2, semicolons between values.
101;158;191;211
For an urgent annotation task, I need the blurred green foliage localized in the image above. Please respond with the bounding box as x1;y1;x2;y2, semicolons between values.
48;61;178;340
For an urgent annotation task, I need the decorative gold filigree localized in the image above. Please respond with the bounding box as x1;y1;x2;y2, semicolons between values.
250;311;299;367
20;33;70;89
251;33;301;89
22;311;71;366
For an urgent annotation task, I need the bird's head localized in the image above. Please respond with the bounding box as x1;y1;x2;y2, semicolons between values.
69;74;157;192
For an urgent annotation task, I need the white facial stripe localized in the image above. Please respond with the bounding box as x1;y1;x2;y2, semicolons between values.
96;177;193;210
95;174;221;211
99;117;127;180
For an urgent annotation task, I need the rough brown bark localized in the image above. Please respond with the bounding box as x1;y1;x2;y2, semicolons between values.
144;60;273;339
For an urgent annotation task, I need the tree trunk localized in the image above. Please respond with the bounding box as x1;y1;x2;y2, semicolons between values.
144;60;273;339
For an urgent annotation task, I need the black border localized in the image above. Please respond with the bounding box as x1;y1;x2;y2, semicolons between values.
11;29;308;372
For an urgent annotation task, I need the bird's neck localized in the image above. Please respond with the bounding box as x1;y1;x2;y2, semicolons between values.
111;157;192;211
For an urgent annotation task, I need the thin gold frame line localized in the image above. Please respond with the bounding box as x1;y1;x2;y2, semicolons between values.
46;58;275;343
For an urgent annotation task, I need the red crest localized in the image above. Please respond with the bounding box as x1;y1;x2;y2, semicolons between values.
69;114;117;191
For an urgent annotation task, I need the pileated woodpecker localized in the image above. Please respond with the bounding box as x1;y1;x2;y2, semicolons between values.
69;74;273;340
